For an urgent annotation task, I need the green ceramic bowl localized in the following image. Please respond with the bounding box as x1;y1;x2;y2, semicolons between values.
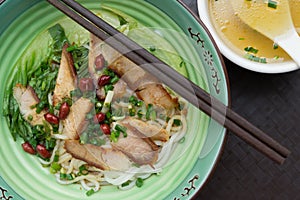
0;0;229;199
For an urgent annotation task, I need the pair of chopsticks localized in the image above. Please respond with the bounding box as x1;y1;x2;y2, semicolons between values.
47;0;290;164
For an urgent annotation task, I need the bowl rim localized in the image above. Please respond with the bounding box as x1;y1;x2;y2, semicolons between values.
177;0;230;197
197;0;299;74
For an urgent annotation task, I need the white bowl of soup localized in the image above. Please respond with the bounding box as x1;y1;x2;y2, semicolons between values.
198;0;300;73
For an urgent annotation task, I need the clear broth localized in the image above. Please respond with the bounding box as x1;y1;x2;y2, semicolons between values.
209;0;300;62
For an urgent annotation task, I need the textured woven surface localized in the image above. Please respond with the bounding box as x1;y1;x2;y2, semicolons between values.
184;1;300;199
197;58;300;200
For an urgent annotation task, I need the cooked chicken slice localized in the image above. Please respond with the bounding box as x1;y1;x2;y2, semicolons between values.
109;57;158;90
109;56;178;110
121;117;169;142
111;121;159;166
62;97;93;140
13;84;46;125
65;140;132;171
136;83;178;111
112;79;127;100
53;43;77;106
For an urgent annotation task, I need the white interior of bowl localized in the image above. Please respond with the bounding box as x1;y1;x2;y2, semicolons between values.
197;0;299;74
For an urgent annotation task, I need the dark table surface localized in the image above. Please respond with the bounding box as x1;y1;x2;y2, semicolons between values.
183;0;300;200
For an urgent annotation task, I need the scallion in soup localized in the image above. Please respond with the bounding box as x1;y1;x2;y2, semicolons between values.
209;0;300;63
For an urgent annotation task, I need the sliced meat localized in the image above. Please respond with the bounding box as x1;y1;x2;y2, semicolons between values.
109;57;178;110
109;57;158;90
112;79;127;100
62;97;93;139
136;83;178;111
53;43;77;106
13;84;46;125
65;140;132;171
121;117;170;142
111;121;159;166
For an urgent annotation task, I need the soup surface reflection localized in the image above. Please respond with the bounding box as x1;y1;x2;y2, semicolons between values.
209;0;300;63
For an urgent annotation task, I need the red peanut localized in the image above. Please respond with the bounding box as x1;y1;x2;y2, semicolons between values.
79;78;94;92
22;142;36;155
100;123;111;135
98;75;111;87
44;113;59;125
36;144;51;159
59;102;70;120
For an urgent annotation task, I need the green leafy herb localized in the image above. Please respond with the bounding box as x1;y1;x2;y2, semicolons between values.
135;178;144;188
268;0;278;9
48;23;69;54
244;53;267;63
244;46;259;54
86;189;95;196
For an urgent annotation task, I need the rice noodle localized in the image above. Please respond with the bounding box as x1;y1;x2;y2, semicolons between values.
47;93;188;193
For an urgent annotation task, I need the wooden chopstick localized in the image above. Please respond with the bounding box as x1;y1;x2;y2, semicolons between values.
47;0;290;164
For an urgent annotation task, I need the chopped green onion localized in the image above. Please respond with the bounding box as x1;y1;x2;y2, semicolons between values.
273;43;279;49
129;108;136;116
106;111;112;119
50;162;61;173
123;131;128;138
137;110;143;119
54;154;59;162
27;115;33;121
129;95;138;105
60;173;67;179
121;180;131;187
104;84;114;93
110;76;119;84
101;90;114;113
135;178;144;188
244;53;267;63
244;46;259;54
146;104;156;120
86;189;95;196
268;0;277;9
103;68;115;77
66;173;75;180
110;131;118;143
136;101;143;107
79;165;89;175
45;138;56;149
173;119;182;126
115;124;127;133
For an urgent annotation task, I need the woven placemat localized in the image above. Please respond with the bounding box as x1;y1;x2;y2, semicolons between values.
196;57;300;200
